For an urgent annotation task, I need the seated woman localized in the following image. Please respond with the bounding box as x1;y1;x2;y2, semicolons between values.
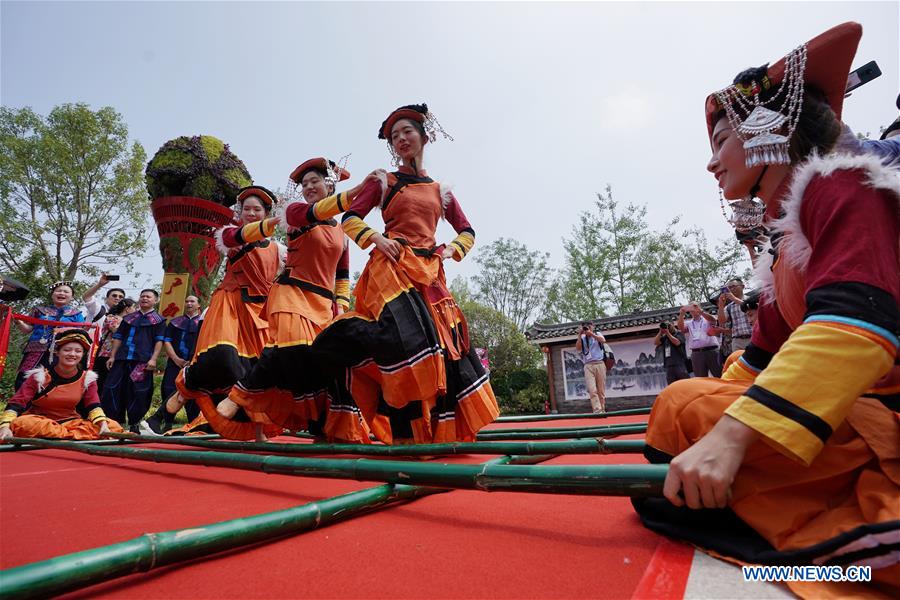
633;23;899;597
0;329;123;441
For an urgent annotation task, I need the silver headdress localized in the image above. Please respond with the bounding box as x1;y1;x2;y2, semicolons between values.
713;44;808;168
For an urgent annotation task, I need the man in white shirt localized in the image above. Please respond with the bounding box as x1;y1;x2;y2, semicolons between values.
82;274;125;322
678;302;724;377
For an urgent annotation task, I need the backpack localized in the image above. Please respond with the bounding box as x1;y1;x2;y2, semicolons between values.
603;344;615;372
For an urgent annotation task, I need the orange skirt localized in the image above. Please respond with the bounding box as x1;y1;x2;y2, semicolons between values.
193;287;268;367
11;415;124;440
312;247;499;444
641;378;899;597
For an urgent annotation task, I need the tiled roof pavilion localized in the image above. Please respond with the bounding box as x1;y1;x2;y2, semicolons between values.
525;305;717;344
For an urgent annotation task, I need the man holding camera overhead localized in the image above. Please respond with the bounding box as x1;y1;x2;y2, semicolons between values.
717;278;753;352
678;302;723;378
654;321;689;384
575;321;607;413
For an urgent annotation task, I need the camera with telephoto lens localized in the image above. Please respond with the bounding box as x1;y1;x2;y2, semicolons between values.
660;322;668;329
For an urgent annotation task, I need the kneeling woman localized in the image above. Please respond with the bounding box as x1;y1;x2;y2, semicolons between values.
219;158;373;442
634;23;899;596
312;104;499;444
0;329;122;441
175;186;284;440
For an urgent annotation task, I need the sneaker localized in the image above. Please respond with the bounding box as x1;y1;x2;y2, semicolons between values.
138;420;162;437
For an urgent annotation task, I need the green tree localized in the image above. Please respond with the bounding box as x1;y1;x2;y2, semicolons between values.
0;103;149;291
541;186;750;322
455;289;544;414
471;238;552;332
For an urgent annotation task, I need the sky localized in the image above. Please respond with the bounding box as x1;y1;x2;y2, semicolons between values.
2;1;898;298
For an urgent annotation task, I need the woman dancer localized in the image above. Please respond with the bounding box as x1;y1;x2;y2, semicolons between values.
175;186;284;440
219;158;373;442
312;104;499;444
0;329;122;441
12;282;86;390
633;23;899;597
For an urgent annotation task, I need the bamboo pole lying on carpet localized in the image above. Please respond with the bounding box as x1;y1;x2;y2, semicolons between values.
484;422;647;435
0;433;222;453
9;437;665;497
0;453;549;600
104;432;647;456
476;424;647;441
495;407;652;423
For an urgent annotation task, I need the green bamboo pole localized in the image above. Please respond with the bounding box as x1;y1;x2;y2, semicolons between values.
10;437;665;496
0;453;548;599
484;421;647;434
476;424;647;441
0;433;222;453
104;432;646;456
495;407;652;423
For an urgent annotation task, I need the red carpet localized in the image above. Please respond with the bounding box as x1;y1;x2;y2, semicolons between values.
0;415;680;599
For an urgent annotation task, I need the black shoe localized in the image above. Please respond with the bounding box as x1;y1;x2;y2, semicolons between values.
128;424;141;434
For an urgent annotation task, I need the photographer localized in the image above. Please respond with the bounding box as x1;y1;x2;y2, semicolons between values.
82;273;125;323
575;321;607;413
654;321;689;384
716;278;752;352
677;302;724;378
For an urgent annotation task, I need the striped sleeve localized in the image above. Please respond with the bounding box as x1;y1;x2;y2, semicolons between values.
724;307;896;465
285;192;352;228
443;191;476;261
0;376;39;425
334;241;351;309
341;179;383;249
721;343;772;382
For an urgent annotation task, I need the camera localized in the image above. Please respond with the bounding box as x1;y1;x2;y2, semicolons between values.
106;274;120;281
659;322;668;329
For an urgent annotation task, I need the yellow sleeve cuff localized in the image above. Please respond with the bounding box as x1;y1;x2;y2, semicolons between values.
724;322;895;465
312;192;348;221
449;231;475;261
240;218;277;244
334;279;351;309
87;407;108;424
722;356;758;382
342;216;376;249
0;410;17;427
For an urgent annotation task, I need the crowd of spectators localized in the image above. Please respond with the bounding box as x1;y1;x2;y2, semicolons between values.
4;274;202;433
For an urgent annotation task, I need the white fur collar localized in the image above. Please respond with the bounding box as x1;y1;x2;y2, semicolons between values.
84;370;98;390
439;182;454;218
753;152;900;299
26;367;47;390
214;226;230;256
27;367;96;390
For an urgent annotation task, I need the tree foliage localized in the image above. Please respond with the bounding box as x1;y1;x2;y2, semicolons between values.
453;280;545;414
0;103;149;291
541;185;749;322
471;238;552;332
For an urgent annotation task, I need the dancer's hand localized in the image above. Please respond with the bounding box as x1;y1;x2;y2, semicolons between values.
440;246;455;261
663;414;758;509
106;357;115;370
0;426;12;441
146;358;157;371
348;170;387;198
373;234;402;263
